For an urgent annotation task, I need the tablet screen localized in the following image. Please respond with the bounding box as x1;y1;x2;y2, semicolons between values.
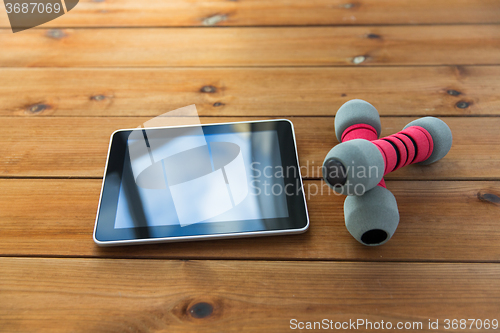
115;129;288;228
94;120;308;244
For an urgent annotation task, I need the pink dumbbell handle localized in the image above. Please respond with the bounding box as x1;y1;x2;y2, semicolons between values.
341;123;435;181
341;124;379;142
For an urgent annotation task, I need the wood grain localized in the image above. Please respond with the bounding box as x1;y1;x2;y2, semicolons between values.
1;258;499;332
0;117;498;180
1;179;499;261
0;0;499;328
1;66;498;117
1;26;500;67
1;0;499;27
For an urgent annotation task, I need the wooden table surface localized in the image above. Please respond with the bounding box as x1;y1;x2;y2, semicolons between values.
1;1;500;332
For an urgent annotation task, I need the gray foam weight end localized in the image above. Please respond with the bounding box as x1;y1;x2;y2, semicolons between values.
344;186;399;246
323;139;384;196
335;99;382;143
403;117;453;165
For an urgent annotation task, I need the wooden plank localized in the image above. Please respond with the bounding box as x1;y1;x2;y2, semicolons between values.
1;26;500;67
1;258;499;332
0;117;498;180
1;179;499;261
1;0;499;28
1;66;498;117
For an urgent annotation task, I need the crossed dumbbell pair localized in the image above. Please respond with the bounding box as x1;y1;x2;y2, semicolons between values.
322;99;453;246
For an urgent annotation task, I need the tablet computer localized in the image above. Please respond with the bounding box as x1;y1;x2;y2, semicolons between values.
93;119;309;246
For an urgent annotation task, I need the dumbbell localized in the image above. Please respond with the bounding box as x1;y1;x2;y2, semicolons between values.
324;99;453;195
323;100;398;245
322;99;453;245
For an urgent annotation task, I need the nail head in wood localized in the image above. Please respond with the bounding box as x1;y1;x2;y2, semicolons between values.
91;95;106;101
28;104;48;113
46;29;66;39
203;14;228;26
188;302;213;319
352;56;365;64
200;85;217;93
478;192;500;205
